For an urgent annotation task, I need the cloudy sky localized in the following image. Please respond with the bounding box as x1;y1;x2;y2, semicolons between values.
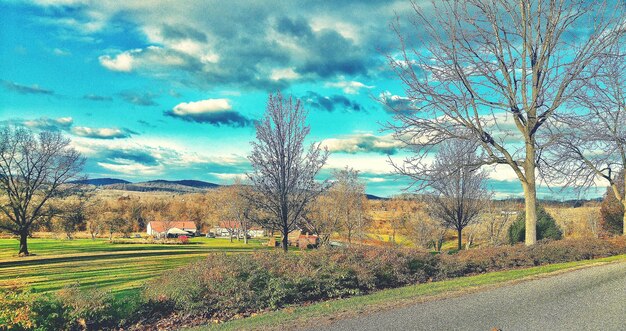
0;0;605;198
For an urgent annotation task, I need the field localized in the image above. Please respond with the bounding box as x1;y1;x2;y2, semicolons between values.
0;237;268;296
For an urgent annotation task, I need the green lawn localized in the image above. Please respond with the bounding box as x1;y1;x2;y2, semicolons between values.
0;237;269;295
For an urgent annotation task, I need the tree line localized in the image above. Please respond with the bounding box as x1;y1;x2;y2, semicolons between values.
2;1;626;255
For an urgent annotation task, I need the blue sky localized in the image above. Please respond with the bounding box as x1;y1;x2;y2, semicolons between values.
0;0;606;199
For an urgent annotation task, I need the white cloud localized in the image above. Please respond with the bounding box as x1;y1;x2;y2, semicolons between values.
208;172;247;182
487;165;520;182
171;99;232;115
23;117;73;130
52;48;71;56
310;18;359;42
325;153;397;175
71;126;132;139
97;162;164;176
98;51;134;72
325;80;373;94
322;133;403;155
270;68;300;81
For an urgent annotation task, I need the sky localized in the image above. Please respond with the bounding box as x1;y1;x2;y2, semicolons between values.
0;0;607;199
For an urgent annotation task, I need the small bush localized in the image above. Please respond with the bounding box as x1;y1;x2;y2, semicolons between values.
178;235;189;244
0;285;36;330
508;206;563;244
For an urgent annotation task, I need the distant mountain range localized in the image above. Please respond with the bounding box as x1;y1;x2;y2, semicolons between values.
74;177;387;199
72;178;131;186
72;178;220;193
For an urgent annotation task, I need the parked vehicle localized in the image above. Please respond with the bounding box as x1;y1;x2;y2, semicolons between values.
205;232;216;238
237;233;251;239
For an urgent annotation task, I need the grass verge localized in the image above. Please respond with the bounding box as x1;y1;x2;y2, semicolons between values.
190;254;626;331
0;238;268;294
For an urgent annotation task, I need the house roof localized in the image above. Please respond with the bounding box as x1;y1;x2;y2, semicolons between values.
148;221;197;233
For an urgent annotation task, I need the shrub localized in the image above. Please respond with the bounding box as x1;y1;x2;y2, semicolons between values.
144;237;626;325
8;237;626;329
143;247;437;320
508;206;563;244
600;188;624;235
0;285;35;330
178;235;189;244
56;284;120;330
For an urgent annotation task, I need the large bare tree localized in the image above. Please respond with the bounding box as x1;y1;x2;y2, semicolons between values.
0;127;84;255
247;92;329;251
546;43;626;235
426;140;489;250
387;0;623;245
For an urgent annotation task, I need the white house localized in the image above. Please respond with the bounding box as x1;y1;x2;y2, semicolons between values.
146;221;197;237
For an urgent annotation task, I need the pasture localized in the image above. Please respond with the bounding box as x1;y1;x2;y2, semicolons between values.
0;237;268;296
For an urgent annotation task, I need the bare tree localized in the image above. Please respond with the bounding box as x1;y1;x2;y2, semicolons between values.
213;182;253;243
403;206;442;249
331;167;368;244
546;43;626;235
247;92;328;251
387;0;624;245
302;193;342;247
53;193;90;240
426;140;489;250
230;180;254;244
0;127;84;255
482;199;519;246
85;198;106;240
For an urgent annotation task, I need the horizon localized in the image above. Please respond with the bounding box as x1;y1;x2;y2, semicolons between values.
0;0;608;199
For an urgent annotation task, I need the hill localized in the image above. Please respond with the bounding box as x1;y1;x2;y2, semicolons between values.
145;179;220;189
101;179;220;193
366;194;387;200
71;178;131;186
74;177;221;193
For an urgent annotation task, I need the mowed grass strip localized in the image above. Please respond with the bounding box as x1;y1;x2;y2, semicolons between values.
0;237;268;260
192;254;626;331
0;238;268;293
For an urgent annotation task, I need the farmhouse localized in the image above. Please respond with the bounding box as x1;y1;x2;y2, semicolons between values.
146;221;197;237
210;221;266;238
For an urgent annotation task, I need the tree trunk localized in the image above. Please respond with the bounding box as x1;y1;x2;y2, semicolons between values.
109;231;113;241
19;231;29;256
457;228;462;250
523;142;538;246
281;227;289;252
622;200;626;236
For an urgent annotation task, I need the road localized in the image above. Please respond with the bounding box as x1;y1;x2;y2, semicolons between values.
318;261;626;331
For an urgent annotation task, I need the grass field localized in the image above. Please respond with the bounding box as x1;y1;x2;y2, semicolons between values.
0;237;269;295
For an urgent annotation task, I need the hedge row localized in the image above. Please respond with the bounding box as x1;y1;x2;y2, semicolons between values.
2;237;625;330
146;237;626;323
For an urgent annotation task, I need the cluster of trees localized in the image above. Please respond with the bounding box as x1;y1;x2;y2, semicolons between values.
36;193;211;241
388;0;626;245
4;2;626;256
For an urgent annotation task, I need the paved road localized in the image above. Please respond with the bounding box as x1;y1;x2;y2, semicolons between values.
319;261;626;331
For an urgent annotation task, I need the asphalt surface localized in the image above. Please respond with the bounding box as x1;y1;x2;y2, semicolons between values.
318;261;626;331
